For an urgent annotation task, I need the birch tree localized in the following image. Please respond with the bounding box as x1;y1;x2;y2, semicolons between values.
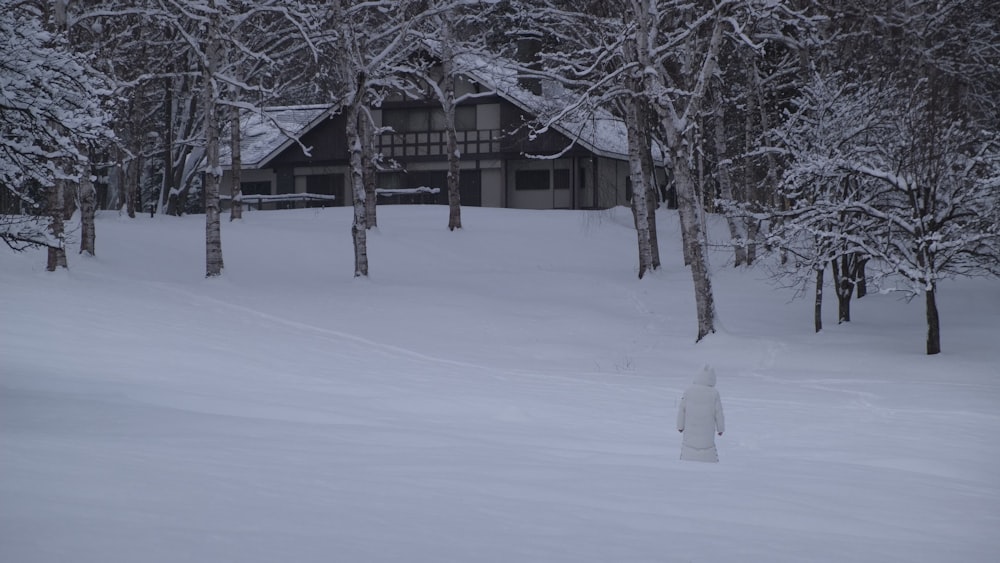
75;0;317;275
0;0;112;263
407;1;506;231
511;1;663;277
319;0;426;277
630;0;721;340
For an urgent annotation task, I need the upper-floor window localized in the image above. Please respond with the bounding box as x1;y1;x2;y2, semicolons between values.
383;106;477;133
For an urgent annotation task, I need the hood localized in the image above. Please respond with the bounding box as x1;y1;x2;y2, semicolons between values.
693;365;717;387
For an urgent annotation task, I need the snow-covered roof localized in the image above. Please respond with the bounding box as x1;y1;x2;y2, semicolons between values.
220;104;334;169
456;54;666;165
221;58;665;169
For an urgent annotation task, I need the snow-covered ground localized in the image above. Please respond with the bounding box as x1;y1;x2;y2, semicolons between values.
2;205;998;563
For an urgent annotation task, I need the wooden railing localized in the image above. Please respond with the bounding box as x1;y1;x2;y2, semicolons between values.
222;193;336;210
377;129;501;159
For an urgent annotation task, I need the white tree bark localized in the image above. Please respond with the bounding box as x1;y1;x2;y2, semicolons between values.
229;102;243;221
361;110;377;229
636;2;722;340
47;178;68;271
347;99;369;277
203;3;223;277
627;96;654;279
439;21;463;232
79;165;97;256
712;100;747;266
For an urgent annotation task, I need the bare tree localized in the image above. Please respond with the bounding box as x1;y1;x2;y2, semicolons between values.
406;1;506;231
768;0;1000;354
75;0;318;275
318;0;428;277
1;0;112;262
507;1;663;276
629;0;731;341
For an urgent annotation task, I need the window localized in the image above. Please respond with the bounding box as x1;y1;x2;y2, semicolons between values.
382;109;409;133
406;111;429;132
515;169;550;191
455;106;477;131
430;109;448;131
382;106;478;133
553;169;570;190
240;181;270;196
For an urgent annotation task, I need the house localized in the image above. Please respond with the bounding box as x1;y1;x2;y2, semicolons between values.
220;60;666;211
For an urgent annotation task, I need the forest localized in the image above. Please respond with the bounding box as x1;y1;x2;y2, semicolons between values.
2;0;998;355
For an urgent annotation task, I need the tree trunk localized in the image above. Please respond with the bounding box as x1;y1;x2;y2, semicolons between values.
646;186;660;269
79;165;96;256
638;99;660;270
112;155;124;212
831;253;858;323
925;284;941;355
855;258;869;298
446;114;462;231
674;152;716;341
361;112;377;229
229;103;243;221
747;219;759;264
638;5;719;339
160;78;172;215
203;16;223;278
166;79;198;216
814;266;824;333
627;96;653;279
713;100;747;266
347;102;368;277
752;59;779;267
125;150;138;219
62;182;78;221
438;20;462;231
47;179;68;271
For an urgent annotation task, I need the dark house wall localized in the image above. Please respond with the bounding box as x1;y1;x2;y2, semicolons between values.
270;113;350;167
498;100;591;159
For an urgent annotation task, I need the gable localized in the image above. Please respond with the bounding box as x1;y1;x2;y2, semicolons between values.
220;105;336;169
267;112;349;167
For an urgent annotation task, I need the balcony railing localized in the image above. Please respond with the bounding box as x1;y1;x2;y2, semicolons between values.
377;129;501;159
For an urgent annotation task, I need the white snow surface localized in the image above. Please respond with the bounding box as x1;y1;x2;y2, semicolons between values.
2;206;998;563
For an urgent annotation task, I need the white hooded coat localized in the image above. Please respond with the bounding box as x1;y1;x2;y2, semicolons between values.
676;365;726;462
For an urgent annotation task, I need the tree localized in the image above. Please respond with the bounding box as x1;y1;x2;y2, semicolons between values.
766;75;889;331
770;0;1000;354
75;0;318;276
843;91;1000;355
774;73;1000;353
318;0;428;277
507;1;663;277
0;0;113;265
629;0;732;341
407;1;506;232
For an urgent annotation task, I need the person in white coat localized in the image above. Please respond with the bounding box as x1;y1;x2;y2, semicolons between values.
677;365;726;462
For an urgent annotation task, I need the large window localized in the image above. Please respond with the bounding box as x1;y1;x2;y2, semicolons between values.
515;169;550;191
383;106;477;133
